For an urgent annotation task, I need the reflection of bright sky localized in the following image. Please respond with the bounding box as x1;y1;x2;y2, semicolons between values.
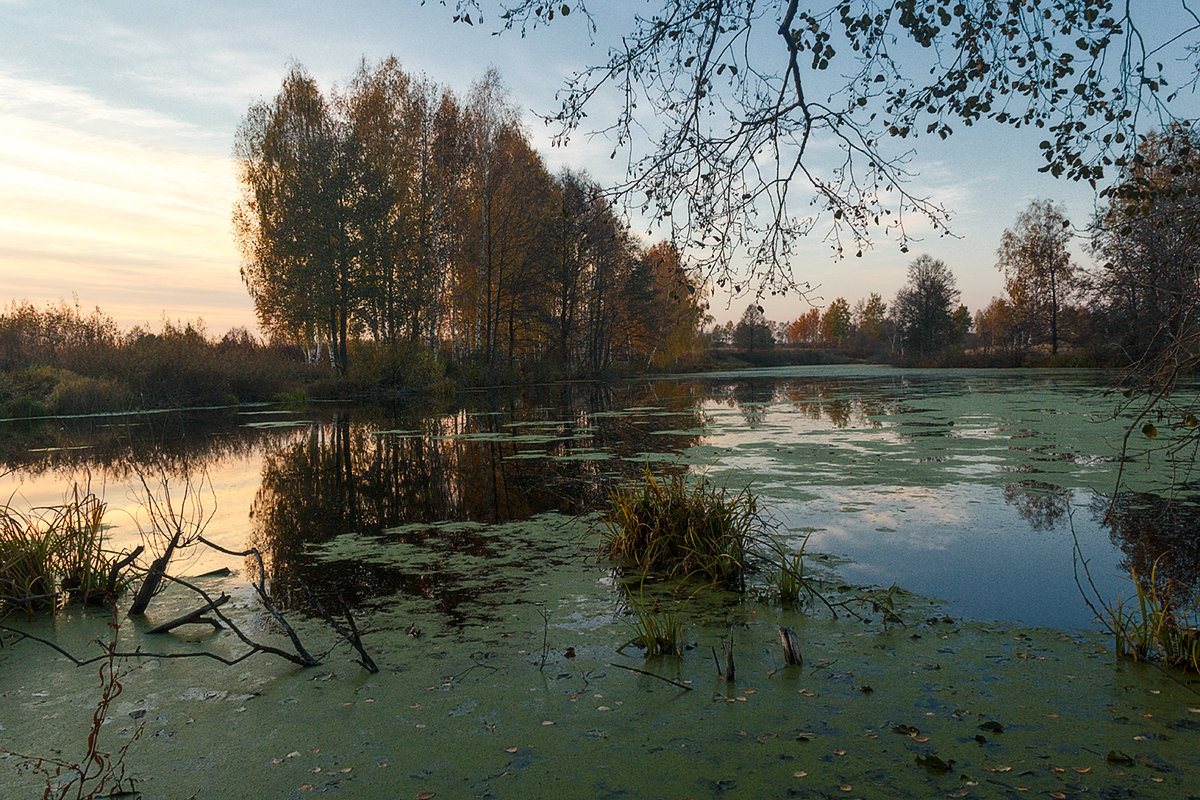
685;370;1170;629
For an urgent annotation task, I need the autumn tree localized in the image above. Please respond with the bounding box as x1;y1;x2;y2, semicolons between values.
891;255;960;356
786;308;820;346
1090;124;1200;367
235;65;354;373
819;298;851;347
852;293;888;350
974;298;1019;356
624;241;708;369
996;199;1078;354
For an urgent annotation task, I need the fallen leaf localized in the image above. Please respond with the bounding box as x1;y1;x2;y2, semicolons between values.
1050;794;1066;800
505;747;518;753
541;720;555;726
839;785;852;792
834;748;846;756
792;771;808;778
1073;767;1090;774
299;786;313;792
286;752;301;759
417;793;436;800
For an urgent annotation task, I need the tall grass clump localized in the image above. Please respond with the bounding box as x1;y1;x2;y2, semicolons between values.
600;469;765;591
0;486;125;614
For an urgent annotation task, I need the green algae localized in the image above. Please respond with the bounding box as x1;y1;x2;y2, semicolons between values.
5;533;1199;800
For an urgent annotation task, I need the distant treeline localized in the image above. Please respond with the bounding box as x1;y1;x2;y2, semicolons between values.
719;124;1200;370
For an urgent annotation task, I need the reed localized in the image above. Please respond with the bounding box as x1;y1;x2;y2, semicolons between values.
1107;555;1200;672
1;485;125;613
619;587;686;657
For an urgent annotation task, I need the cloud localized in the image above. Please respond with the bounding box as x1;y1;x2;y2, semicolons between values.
0;72;249;330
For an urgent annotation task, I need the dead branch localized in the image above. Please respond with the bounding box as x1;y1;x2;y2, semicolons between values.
778;625;802;667
608;661;693;690
299;583;379;673
145;594;229;634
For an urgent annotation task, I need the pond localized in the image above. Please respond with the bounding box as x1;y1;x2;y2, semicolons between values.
3;365;1199;799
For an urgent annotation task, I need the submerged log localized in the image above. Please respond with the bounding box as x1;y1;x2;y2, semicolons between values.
778;626;802;667
146;593;230;634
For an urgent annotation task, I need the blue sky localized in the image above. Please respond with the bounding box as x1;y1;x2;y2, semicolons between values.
0;0;1178;331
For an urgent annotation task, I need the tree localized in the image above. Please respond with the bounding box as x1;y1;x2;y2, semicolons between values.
819;297;851;347
852;293;888;350
996;199;1078;354
235;65;354;373
974;298;1019;356
1090;124;1200;368
891;255;960;356
451;1;1199;292
734;304;774;354
786;308;820;346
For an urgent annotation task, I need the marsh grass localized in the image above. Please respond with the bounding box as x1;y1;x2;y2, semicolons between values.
1;486;124;613
618;585;686;657
765;534;811;607
600;469;763;591
1107;555;1200;671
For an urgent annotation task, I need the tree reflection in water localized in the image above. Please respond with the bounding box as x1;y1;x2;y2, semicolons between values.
1002;478;1200;599
1094;490;1200;599
246;382;707;623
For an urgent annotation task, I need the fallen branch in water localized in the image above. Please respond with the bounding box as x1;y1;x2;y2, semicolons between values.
608;661;693;690
145;593;229;634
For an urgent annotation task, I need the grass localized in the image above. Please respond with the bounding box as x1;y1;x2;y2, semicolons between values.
1;485;126;614
618;585;686;657
1106;555;1200;672
766;533;810;607
600;469;764;591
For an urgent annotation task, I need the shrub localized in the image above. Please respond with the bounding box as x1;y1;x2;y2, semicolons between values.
46;374;134;415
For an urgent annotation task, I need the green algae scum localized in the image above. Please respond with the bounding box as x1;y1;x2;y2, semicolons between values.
3;367;1200;798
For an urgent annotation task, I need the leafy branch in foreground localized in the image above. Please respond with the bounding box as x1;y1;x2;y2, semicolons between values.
452;0;1199;290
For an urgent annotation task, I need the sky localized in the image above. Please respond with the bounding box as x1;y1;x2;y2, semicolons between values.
0;1;1186;333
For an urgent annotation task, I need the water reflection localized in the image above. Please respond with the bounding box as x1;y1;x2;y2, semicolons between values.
246;382;707;621
5;366;1200;629
0;409;279;480
1095;490;1200;594
1003;480;1072;531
